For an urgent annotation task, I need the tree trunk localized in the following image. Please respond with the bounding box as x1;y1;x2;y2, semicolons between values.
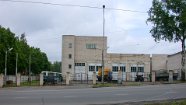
181;38;186;81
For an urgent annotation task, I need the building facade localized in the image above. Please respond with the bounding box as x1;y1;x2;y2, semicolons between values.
167;52;182;80
62;35;183;81
62;35;153;81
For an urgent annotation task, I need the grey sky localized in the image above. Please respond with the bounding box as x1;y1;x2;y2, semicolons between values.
0;0;181;62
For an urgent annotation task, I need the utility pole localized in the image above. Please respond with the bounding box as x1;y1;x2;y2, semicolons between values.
102;5;105;84
5;51;7;77
15;53;18;75
29;54;31;82
4;48;13;85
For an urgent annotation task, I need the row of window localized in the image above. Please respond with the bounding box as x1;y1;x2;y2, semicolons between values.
111;66;126;72
89;66;144;72
86;44;96;49
89;66;102;71
75;63;85;66
68;63;144;72
131;67;144;72
68;43;97;49
68;63;86;69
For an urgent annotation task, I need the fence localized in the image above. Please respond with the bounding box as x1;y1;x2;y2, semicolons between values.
125;72;151;82
21;75;40;86
70;73;93;84
43;75;65;86
3;75;40;86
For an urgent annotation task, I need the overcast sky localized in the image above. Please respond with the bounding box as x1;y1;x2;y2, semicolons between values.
0;0;181;62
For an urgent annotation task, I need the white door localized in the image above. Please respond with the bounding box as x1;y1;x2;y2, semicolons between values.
75;66;86;80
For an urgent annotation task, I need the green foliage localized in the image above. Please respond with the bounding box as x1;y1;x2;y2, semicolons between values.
147;0;186;80
0;26;50;75
147;0;186;42
50;61;61;72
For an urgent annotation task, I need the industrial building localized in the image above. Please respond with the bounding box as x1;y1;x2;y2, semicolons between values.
61;35;181;81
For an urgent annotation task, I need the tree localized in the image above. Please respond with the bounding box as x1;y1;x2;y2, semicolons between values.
147;0;186;80
50;61;61;72
0;26;50;75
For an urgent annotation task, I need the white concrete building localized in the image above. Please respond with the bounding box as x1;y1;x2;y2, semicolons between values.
167;52;182;80
62;35;183;81
62;35;152;81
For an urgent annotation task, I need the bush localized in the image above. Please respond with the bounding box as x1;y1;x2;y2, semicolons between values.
6;80;13;85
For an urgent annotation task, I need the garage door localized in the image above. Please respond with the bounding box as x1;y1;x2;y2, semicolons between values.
74;64;86;80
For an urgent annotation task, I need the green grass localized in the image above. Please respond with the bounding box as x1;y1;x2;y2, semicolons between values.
123;82;142;86
92;83;115;88
145;99;186;105
20;80;40;86
3;83;17;87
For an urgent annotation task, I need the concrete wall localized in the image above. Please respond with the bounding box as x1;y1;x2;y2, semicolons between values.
62;35;184;81
167;52;182;79
62;35;107;75
152;54;168;71
5;75;39;83
106;53;151;72
74;36;107;62
62;35;75;75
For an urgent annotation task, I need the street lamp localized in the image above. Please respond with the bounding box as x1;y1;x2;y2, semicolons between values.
5;48;13;76
15;53;18;76
102;5;105;84
4;48;13;85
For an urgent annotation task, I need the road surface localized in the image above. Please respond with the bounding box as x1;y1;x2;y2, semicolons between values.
0;83;186;105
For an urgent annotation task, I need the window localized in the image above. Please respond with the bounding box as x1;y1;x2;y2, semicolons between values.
69;43;72;48
75;63;85;66
120;66;126;72
69;54;72;59
89;66;95;71
68;64;72;69
112;66;118;72
131;67;136;72
96;66;102;71
86;44;96;49
138;67;144;72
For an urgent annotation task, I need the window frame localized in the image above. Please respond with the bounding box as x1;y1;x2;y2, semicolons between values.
131;67;137;72
68;64;72;69
112;66;118;72
89;66;95;72
69;43;72;48
69;54;72;59
120;66;126;72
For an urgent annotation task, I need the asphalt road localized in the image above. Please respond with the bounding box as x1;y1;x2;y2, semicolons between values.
0;83;186;105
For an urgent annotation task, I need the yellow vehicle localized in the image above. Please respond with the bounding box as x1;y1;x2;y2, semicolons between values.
97;67;112;81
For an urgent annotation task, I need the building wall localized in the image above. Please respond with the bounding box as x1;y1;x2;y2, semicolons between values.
74;36;107;63
106;53;151;72
62;35;75;75
167;52;182;71
167;52;182;79
152;54;168;71
62;35;182;81
62;35;107;75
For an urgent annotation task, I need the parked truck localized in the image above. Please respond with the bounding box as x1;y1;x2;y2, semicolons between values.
155;70;178;81
97;67;112;82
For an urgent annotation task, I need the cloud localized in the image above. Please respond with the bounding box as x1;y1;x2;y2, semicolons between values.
0;0;181;62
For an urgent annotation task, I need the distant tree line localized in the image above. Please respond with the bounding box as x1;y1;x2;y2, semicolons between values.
0;25;59;75
50;61;61;72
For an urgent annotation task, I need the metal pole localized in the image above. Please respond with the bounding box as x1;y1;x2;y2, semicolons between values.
102;5;105;84
16;53;18;76
29;54;31;82
5;51;7;76
4;51;7;85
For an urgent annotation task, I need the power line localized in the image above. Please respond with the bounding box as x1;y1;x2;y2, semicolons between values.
106;7;147;13
0;0;147;14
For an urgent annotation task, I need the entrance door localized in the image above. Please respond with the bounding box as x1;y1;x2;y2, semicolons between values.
74;66;86;80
